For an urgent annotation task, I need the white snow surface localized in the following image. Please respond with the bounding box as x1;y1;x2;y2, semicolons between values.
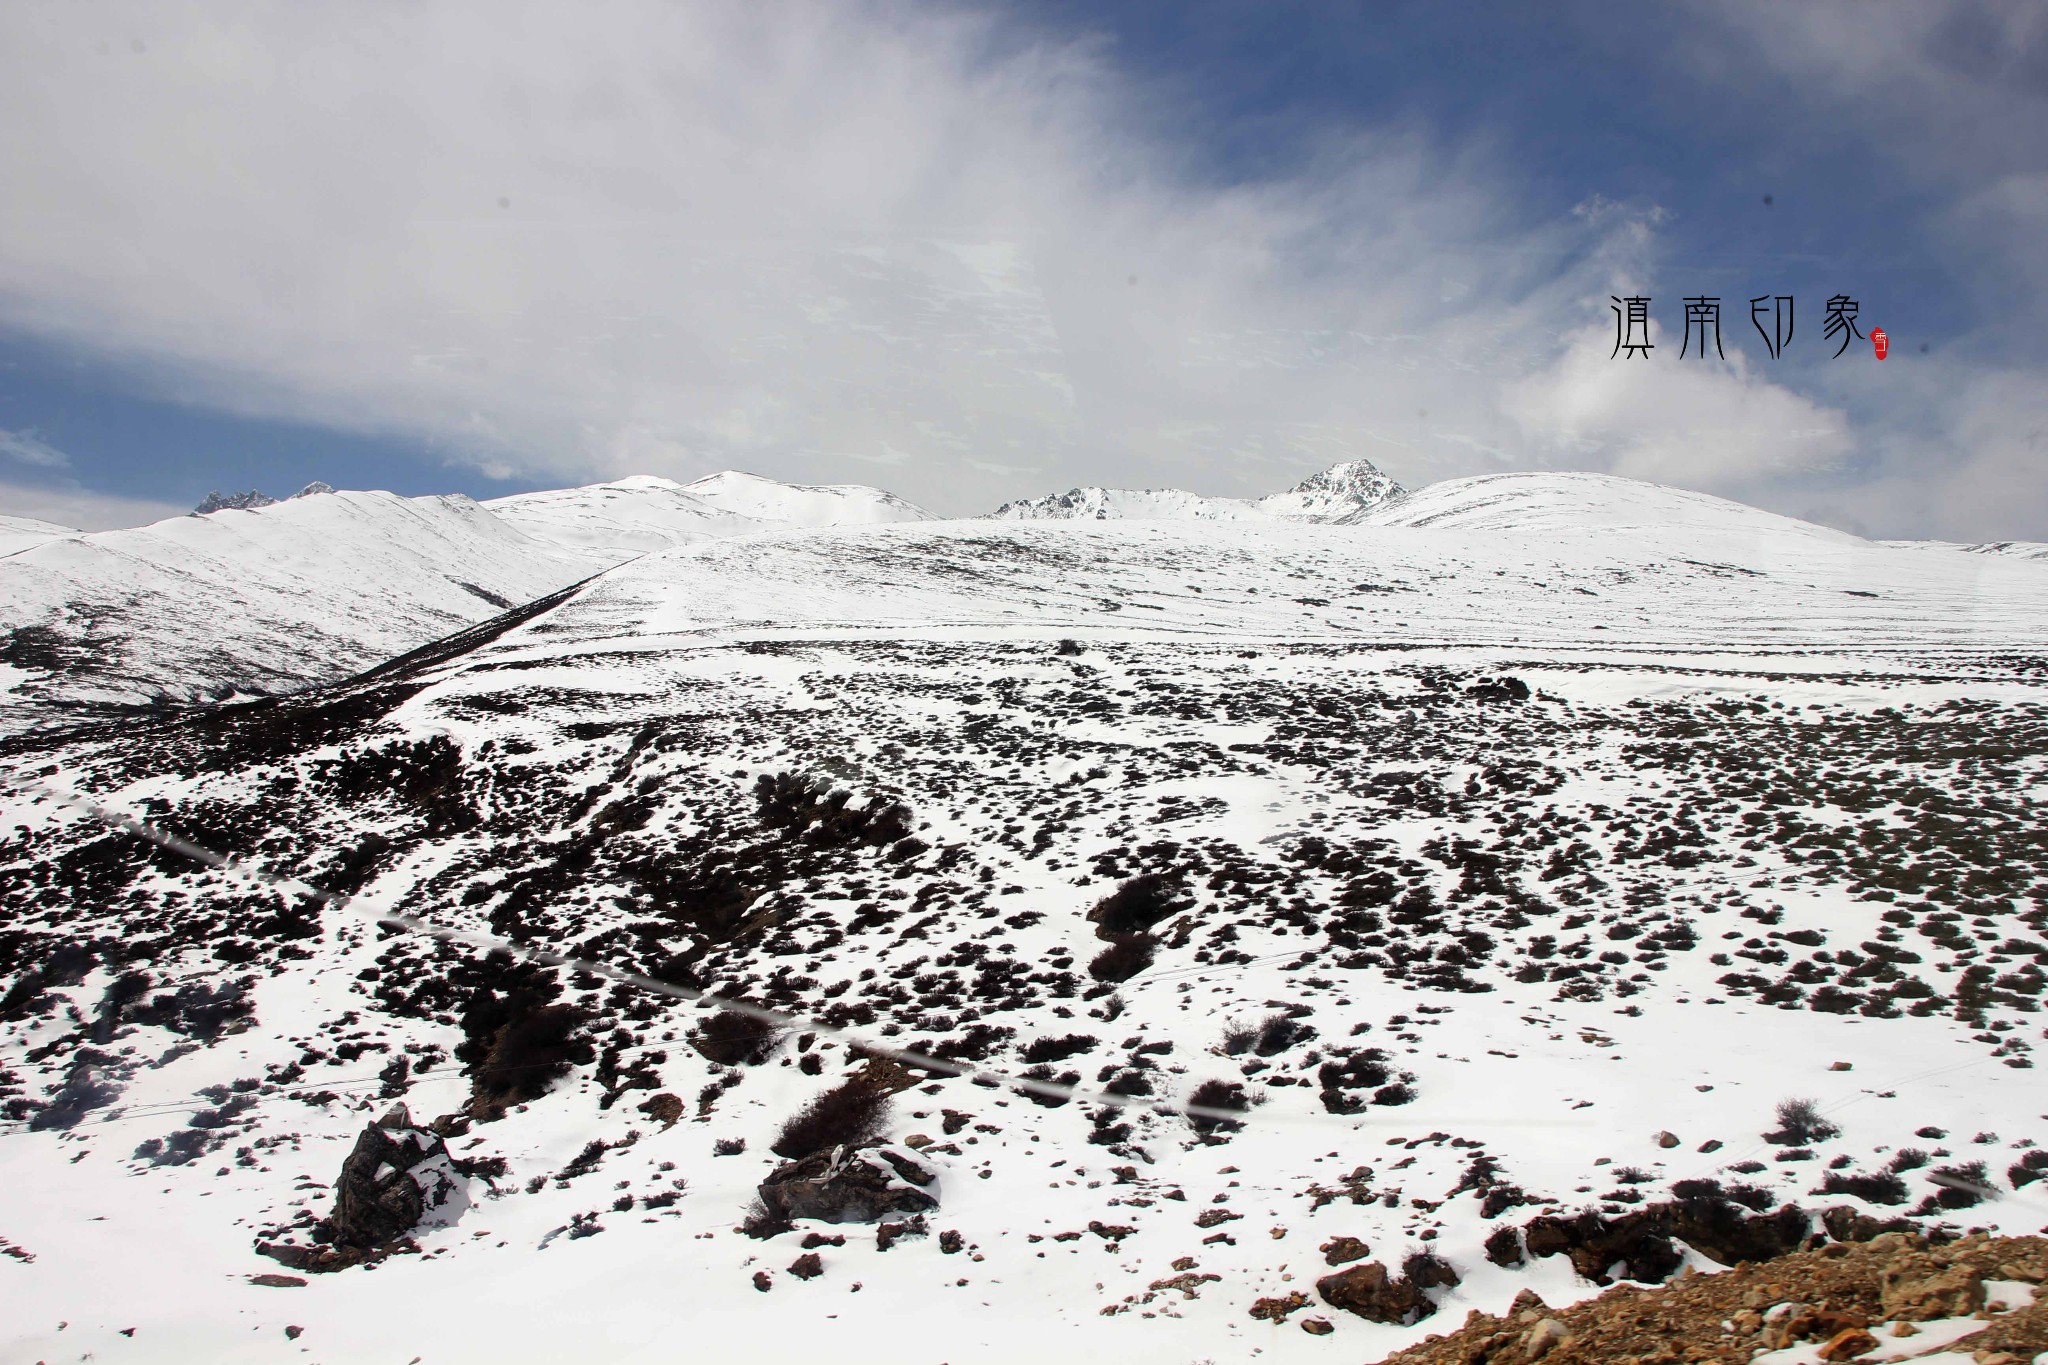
0;490;592;730
2;471;2047;1365
0;514;80;558
487;472;936;565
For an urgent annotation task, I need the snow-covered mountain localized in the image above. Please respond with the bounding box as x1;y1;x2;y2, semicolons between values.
0;490;592;733
987;458;1408;523
487;472;938;564
3;494;2046;1364
484;476;770;564
1361;471;1857;541
0;514;79;558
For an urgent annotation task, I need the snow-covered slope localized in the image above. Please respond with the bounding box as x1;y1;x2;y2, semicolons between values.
677;470;936;527
988;458;1408;523
1360;471;1859;542
484;476;770;564
2;505;2046;1364
0;514;79;558
0;491;593;732
487;471;938;564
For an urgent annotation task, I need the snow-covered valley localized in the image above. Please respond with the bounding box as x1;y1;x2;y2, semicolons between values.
1;466;2046;1364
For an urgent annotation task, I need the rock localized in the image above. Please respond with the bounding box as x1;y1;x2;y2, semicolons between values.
1249;1291;1310;1321
326;1104;468;1250
1315;1261;1429;1325
787;1252;823;1280
1830;1061;1853;1071
1321;1235;1372;1266
1300;1317;1334;1336
1879;1259;1985;1320
752;1270;772;1292
637;1092;683;1128
1818;1327;1879;1361
247;1273;307;1288
1655;1130;1681;1149
1521;1317;1570;1360
757;1144;938;1226
939;1229;964;1254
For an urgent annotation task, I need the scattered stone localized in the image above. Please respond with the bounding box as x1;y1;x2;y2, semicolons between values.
787;1252;823;1280
752;1270;772;1292
1521;1317;1570;1360
1300;1317;1334;1336
1654;1131;1680;1149
1249;1291;1310;1322
248;1273;306;1288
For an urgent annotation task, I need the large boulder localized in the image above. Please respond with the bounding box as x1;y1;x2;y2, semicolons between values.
258;1104;469;1271
1315;1261;1431;1324
757;1144;939;1226
327;1103;469;1247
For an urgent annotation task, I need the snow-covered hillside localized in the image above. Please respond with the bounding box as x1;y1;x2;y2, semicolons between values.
988;458;1407;523
2;496;2045;1365
484;476;770;564
0;515;79;558
0;491;593;734
678;470;936;528
488;472;935;565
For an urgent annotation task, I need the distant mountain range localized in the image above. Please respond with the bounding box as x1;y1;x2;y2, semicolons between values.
2;457;2044;736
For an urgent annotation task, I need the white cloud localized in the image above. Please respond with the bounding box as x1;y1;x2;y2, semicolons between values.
0;479;186;532
0;0;2032;533
0;426;70;468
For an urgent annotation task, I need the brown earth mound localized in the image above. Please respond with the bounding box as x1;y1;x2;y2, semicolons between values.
1370;1232;2048;1365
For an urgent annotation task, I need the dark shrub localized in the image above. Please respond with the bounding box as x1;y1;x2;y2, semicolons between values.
1767;1097;1839;1144
689;1007;781;1066
1087;875;1188;938
1020;1034;1098;1064
1818;1170;1908;1204
1088;934;1155;983
1186;1079;1251;1133
464;1001;595;1120
771;1077;891;1158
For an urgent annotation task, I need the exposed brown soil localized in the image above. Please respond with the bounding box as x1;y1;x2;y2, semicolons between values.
1370;1233;2048;1365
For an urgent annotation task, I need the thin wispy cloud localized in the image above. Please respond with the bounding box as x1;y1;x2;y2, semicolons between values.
0;426;70;468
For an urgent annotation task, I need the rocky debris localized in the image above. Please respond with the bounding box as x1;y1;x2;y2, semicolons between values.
1317;1260;1436;1325
1323;1234;1373;1266
1367;1232;2048;1365
256;1104;469;1272
1300;1317;1334;1336
1517;1194;1814;1285
787;1251;823;1280
756;1143;938;1226
1249;1290;1310;1322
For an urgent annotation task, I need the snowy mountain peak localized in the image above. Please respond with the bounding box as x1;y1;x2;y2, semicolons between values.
193;481;334;514
985;485;1258;521
1252;458;1407;523
986;458;1406;524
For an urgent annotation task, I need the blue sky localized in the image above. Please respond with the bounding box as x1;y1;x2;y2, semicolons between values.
0;0;2042;535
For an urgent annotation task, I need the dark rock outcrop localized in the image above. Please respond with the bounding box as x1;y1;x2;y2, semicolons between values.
756;1143;939;1226
1315;1260;1434;1324
258;1104;468;1272
1520;1197;1814;1285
